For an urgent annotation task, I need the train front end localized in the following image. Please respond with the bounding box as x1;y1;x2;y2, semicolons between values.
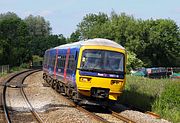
76;45;126;102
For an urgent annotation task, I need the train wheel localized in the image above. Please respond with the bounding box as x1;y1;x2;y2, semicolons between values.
50;78;53;87
65;85;68;96
62;84;67;95
43;73;46;79
52;80;56;89
59;83;64;93
55;82;59;92
72;91;78;102
67;85;73;98
47;76;51;84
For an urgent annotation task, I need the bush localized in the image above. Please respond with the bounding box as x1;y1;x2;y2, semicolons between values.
10;63;28;72
119;75;179;122
126;51;144;73
32;55;43;66
152;82;180;123
10;66;24;72
33;55;43;63
20;63;29;68
0;72;7;77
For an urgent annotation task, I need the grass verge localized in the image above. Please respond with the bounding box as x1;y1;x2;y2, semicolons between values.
119;75;179;123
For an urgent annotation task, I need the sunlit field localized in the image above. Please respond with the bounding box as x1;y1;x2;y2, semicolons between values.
119;75;179;123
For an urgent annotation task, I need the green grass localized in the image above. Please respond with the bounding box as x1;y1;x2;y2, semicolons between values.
119;75;180;123
152;82;180;123
0;72;8;77
9;66;24;72
0;66;26;77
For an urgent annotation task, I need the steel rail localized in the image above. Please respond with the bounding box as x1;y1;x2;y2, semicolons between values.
108;105;160;123
2;69;34;123
58;94;110;123
20;69;44;123
145;111;160;118
76;106;111;123
128;104;160;118
109;109;136;123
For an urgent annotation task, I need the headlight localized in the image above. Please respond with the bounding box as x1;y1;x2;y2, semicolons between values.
79;77;92;82
111;80;123;85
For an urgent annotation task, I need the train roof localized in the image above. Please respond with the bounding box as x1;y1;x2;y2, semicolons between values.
54;38;125;50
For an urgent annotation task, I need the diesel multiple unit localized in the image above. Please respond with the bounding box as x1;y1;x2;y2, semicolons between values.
43;38;126;105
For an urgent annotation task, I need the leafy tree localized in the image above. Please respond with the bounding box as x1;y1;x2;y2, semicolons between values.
77;12;109;39
76;11;180;67
30;34;66;57
127;51;144;72
0;12;19;20
24;15;52;37
24;15;67;58
67;30;81;43
46;34;66;50
0;12;67;66
139;19;180;67
0;12;30;66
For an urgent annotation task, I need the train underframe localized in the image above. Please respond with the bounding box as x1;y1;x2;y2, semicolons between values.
43;73;117;106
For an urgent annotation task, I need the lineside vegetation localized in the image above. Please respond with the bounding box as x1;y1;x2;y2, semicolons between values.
119;75;179;123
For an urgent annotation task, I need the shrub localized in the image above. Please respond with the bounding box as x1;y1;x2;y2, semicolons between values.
20;63;29;68
119;75;179;122
126;51;144;73
10;66;24;72
152;82;180;123
32;55;43;66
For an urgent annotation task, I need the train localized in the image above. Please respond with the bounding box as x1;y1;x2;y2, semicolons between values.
43;38;126;106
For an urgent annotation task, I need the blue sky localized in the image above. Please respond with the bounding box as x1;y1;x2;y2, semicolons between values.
0;0;180;37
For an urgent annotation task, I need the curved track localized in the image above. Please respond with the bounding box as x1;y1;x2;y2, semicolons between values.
20;70;44;123
52;88;136;123
108;108;136;123
2;69;43;123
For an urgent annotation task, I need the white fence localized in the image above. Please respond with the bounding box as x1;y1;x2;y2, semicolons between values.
0;65;9;74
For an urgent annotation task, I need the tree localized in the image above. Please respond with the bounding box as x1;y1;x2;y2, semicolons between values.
77;12;109;39
0;12;67;66
0;12;30;66
127;51;144;72
24;15;64;57
67;30;81;43
140;19;180;67
76;11;180;67
24;15;52;37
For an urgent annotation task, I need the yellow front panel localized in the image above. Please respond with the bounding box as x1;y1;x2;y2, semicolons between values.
77;75;125;100
77;76;124;91
76;45;126;100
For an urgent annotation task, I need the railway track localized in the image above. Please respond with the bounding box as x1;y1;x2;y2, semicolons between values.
1;70;161;123
56;94;110;123
2;69;43;123
125;104;160;119
51;84;161;123
53;89;136;123
108;109;136;123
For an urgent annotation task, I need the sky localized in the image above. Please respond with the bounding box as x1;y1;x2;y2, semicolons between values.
0;0;180;37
